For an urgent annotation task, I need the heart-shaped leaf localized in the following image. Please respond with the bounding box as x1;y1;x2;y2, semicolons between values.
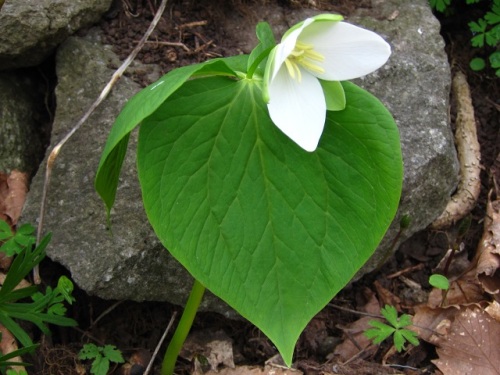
136;76;402;364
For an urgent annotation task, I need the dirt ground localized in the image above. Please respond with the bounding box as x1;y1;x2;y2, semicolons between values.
23;0;500;374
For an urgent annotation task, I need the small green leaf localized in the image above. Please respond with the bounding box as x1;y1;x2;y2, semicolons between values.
90;354;109;375
429;0;451;12
397;313;413;328
78;343;100;360
48;303;67;316
365;320;395;343
485;4;500;25
102;345;124;364
491;51;500;68
393;330;406;351
429;274;450;290
400;328;420;346
470;57;486;71
56;276;75;305
0;220;13;240
486;24;500;46
366;305;419;351
0;223;36;256
380;305;399;327
400;214;411;229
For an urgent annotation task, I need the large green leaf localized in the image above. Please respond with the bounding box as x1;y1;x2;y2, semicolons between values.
94;57;247;213
136;76;402;364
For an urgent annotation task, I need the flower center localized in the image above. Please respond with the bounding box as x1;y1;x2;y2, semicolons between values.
284;41;325;81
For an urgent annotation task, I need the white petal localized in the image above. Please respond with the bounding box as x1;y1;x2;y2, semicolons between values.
267;68;326;152
299;21;391;81
270;18;316;81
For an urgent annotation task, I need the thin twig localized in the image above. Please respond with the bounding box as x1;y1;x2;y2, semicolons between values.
89;300;124;329
144;311;178;375
328;303;383;319
33;0;170;284
144;40;191;52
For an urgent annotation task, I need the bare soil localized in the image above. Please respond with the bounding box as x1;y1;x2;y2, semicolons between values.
30;1;500;374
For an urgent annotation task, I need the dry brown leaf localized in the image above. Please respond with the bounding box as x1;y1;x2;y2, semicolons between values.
333;289;380;361
333;316;378;361
0;170;29;226
412;304;459;343
485;300;500;323
432;306;500;375
204;365;302;375
181;329;235;373
476;194;500;296
374;280;401;310
302;312;328;351
0;171;8;224
0;324;25;373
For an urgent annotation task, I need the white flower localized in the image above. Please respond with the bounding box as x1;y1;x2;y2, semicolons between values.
263;14;391;152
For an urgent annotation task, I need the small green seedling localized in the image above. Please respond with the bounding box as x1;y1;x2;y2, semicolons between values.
365;305;419;352
429;274;450;290
430;0;500;76
78;344;124;375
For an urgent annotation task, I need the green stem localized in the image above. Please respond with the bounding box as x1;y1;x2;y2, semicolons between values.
161;279;206;375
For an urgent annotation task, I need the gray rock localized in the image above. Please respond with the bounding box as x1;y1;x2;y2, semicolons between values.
22;0;458;315
0;71;46;173
0;0;112;70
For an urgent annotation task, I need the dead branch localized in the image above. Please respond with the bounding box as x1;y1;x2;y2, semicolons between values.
431;71;481;229
33;0;170;284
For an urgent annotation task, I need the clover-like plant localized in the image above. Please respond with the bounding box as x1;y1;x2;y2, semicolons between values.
95;15;403;374
78;343;124;375
0;220;77;371
365;305;419;352
430;0;500;76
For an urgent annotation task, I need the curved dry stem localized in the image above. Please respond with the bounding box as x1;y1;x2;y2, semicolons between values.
431;71;481;229
33;0;169;283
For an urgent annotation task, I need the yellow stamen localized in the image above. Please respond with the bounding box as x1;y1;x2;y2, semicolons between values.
284;40;325;82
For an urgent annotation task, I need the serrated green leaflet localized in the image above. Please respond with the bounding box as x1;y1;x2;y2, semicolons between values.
136;76;402;364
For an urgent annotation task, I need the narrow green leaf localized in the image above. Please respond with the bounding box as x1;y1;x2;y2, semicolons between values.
0;234;49;301
393;330;406;351
0;312;33;347
247;22;276;77
136;77;402;365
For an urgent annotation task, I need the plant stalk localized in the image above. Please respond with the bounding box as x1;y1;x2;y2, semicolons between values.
161;279;205;375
